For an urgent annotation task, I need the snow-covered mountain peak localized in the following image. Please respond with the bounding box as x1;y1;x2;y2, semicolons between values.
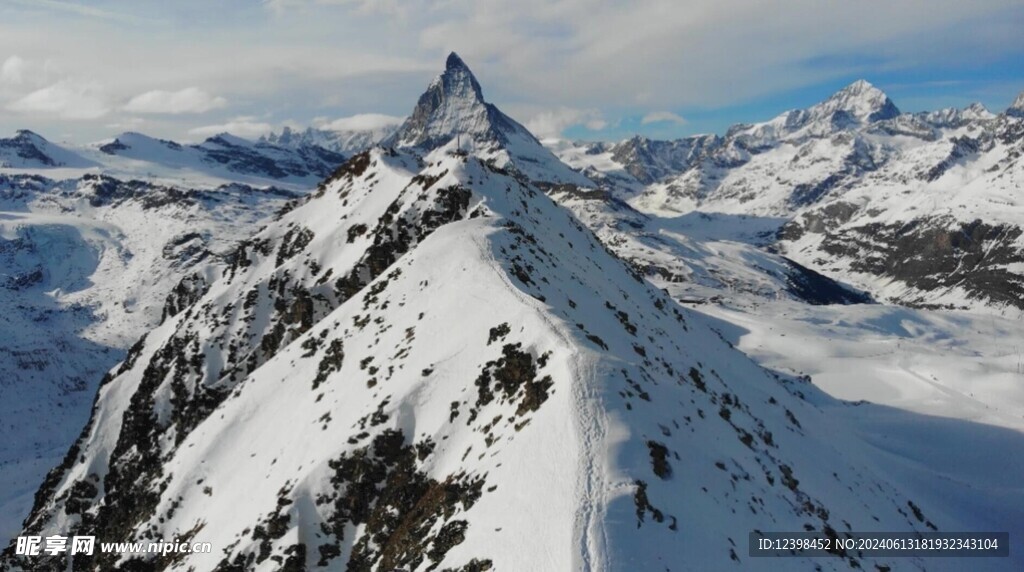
720;80;902;148
962;102;995;120
268;125;298;145
1007;90;1024;118
0;129;96;169
386;52;494;149
815;79;900;124
425;51;485;104
385;53;593;185
445;50;467;69
11;129;45;144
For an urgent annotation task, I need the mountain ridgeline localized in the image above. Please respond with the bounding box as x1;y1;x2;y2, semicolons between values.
555;79;1024;315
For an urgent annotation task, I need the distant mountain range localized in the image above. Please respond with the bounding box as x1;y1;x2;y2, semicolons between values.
551;79;1024;314
0;129;344;190
260;121;400;157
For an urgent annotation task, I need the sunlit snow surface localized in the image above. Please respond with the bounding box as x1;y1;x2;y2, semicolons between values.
695;300;1024;566
0;175;294;545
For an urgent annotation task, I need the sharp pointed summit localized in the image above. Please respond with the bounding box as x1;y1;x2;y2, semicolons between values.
445;50;469;71
384;53;593;185
439;51;485;102
814;79;900;124
725;79;904;145
1007;90;1024;118
384;52;495;150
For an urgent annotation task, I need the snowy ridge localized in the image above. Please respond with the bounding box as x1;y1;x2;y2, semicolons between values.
95;131;346;189
2;144;993;571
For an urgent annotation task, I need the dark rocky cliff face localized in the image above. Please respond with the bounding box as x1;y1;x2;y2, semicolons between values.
384;52;532;152
782;214;1024;310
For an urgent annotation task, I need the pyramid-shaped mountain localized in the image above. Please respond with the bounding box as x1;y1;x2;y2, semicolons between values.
1;56;991;572
384;52;592;186
777;79;901;135
810;79;900;125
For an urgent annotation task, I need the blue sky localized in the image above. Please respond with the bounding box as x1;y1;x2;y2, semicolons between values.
0;0;1021;144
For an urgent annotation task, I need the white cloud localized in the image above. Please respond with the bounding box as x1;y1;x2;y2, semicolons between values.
188;117;275;139
414;0;1024;112
124;87;227;114
1;1;1020;140
318;113;404;132
7;80;109;119
1;56;28;84
641;111;687;126
263;0;408;16
525;107;606;139
7;0;151;24
105;116;147;131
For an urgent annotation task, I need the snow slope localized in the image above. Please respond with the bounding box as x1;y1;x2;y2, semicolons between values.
0;174;294;546
702;300;1024;432
0;126;345;546
550;187;870;306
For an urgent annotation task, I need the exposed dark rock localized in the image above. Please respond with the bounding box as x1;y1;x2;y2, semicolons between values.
782;258;872;305
818;218;1024;308
471;343;554;418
